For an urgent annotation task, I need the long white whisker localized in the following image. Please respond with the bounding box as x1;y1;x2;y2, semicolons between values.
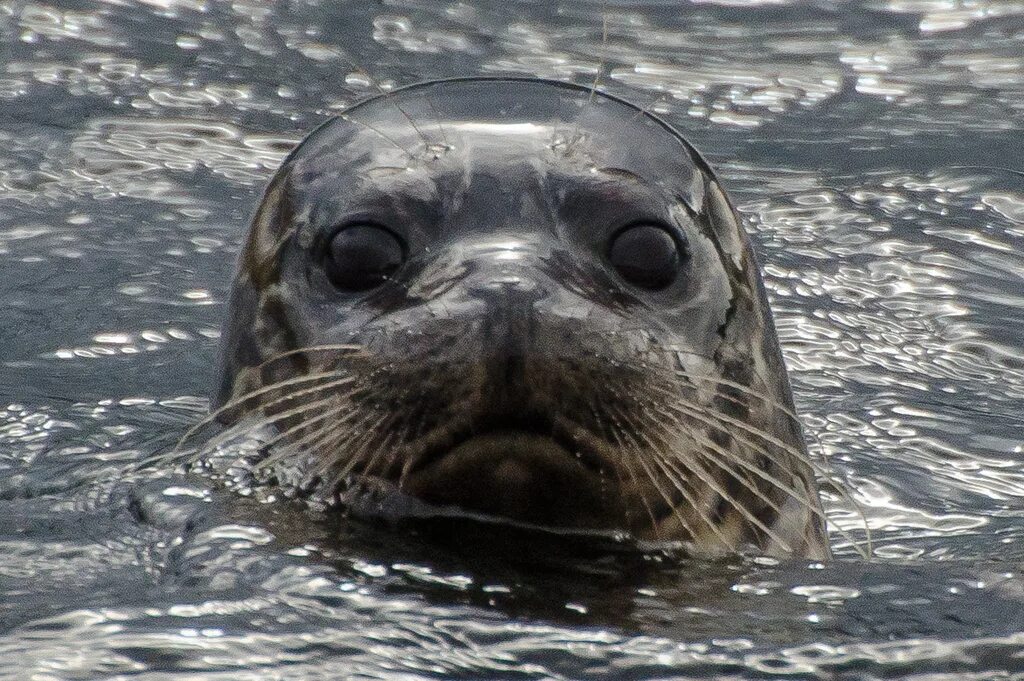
647;382;872;555
172;370;354;456
316;42;431;152
256;395;360;454
609;404;739;552
570;8;609;147
254;403;362;471
677;448;793;554
255;344;364;371
318;409;395;486
588;399;662;537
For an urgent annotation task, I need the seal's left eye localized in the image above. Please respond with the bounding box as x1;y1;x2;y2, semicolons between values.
325;224;405;292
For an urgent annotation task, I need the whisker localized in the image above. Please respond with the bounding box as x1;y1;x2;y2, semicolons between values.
634;402;820;550
211;377;362;444
336;407;405;481
318;409;396;488
588;10;610;109
630;92;668;121
317;42;431;152
678;399;869;552
570;8;609;147
253;402;362;472
253;403;395;496
609;420;666;540
257;397;364;461
255;344;364;372
607;403;734;551
349;418;407;485
675;448;793;554
341;114;417;160
673;370;803;427
354;68;431;150
647;399;847;548
248;375;358;420
646;382;872;555
588;397;662;537
648;382;810;469
684;371;845;501
626;387;794;551
601;398;698;539
698;447;870;559
185;395;356;475
650;452;740;553
667;347;779;400
171;369;354;456
423;90;452;151
664;377;865;535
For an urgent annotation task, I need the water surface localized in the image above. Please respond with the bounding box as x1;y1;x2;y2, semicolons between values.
2;1;1024;678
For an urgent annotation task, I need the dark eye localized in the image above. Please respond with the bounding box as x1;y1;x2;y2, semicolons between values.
607;223;684;291
325;224;405;291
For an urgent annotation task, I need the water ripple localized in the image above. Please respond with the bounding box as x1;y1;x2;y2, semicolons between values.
3;0;1024;678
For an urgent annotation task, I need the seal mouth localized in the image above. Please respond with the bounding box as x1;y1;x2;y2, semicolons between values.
397;410;620;529
405;411;609;479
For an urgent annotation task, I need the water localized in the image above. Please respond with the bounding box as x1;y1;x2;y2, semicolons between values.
2;0;1024;678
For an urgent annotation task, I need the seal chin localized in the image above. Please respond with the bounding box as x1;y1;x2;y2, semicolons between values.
400;429;620;530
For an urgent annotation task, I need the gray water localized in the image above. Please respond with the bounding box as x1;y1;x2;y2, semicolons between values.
2;0;1024;678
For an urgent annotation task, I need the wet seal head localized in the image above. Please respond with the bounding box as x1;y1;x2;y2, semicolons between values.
212;77;832;560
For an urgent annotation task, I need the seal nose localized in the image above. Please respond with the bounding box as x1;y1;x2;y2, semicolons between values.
463;237;549;306
470;274;546;347
468;274;543;304
472;278;540;397
460;240;552;389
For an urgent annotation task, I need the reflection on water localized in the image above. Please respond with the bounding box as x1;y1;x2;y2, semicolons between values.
2;0;1024;678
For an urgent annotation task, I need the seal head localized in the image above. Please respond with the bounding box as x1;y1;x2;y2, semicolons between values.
214;78;829;559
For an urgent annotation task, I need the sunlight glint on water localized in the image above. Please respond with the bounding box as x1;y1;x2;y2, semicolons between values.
2;0;1024;678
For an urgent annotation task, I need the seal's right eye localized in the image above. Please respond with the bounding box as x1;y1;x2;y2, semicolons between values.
607;223;685;291
325;224;406;292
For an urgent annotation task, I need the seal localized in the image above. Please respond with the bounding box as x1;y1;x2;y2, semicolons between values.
210;77;831;559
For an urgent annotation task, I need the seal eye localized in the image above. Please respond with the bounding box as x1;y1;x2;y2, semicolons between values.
325;224;405;291
607;224;684;291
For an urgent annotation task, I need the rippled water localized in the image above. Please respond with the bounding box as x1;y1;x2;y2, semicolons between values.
2;1;1024;678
